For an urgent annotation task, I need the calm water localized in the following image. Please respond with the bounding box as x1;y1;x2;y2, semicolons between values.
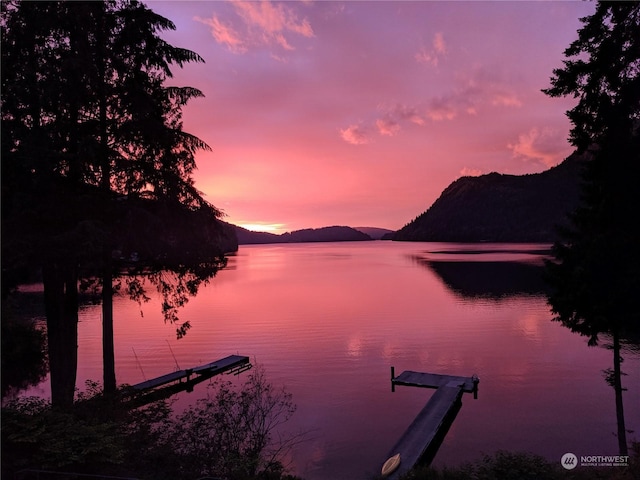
20;241;640;479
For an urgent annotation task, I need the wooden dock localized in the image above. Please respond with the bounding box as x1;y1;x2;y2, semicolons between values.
118;355;252;408
131;354;251;391
131;354;251;392
381;369;479;478
391;369;477;394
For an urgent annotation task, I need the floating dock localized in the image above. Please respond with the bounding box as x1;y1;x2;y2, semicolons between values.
382;369;479;479
122;355;251;407
391;369;478;395
131;354;251;391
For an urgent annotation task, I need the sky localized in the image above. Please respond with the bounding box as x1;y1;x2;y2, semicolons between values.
146;0;596;234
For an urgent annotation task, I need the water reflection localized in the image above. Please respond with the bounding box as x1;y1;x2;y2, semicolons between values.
408;244;552;299
1;318;48;400
2;289;49;401
415;259;549;298
10;242;640;480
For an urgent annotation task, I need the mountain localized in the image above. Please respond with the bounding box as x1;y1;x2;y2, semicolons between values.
392;152;586;242
233;226;281;245
234;225;372;244
354;227;394;240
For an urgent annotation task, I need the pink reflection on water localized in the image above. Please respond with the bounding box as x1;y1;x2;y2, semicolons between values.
18;242;640;480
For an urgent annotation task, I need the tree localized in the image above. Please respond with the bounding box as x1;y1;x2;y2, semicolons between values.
2;0;98;407
543;2;640;456
1;0;233;406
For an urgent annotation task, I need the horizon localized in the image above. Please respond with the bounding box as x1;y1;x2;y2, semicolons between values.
146;0;595;234
236;223;394;234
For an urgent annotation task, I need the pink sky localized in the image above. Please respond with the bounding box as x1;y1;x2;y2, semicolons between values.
146;0;595;233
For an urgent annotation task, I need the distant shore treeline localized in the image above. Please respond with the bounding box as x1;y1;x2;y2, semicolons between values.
233;225;385;245
232;152;584;245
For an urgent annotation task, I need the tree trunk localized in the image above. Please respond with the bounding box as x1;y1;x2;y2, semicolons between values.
102;256;116;393
96;2;117;395
612;329;628;455
42;263;78;409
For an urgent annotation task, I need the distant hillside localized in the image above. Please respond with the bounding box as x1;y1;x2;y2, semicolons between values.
235;225;372;244
234;226;281;245
393;152;586;242
354;227;394;240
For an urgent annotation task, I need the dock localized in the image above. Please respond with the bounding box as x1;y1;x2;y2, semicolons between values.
131;354;251;391
381;369;479;478
122;354;251;407
391;369;478;396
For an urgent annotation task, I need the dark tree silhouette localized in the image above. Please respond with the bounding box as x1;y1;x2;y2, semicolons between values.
1;0;232;406
543;2;640;456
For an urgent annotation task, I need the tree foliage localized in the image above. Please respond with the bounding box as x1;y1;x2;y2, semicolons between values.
160;366;303;480
1;0;233;403
543;1;640;344
543;2;639;457
1;394;126;475
1;369;302;480
1;0;224;272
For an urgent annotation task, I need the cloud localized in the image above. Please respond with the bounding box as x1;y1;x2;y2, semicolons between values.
507;127;569;167
426;97;457;121
491;93;523;107
419;69;522;121
340;124;370;145
459;167;483;177
376;116;401;136
351;68;525;145
195;15;247;53
197;1;314;54
415;32;447;67
395;105;426;126
433;32;446;55
370;105;426;139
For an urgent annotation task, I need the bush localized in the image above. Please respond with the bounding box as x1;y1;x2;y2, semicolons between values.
2;367;304;480
154;365;304;480
396;447;640;480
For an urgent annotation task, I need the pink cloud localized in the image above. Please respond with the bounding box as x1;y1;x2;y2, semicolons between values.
433;32;446;55
340;125;370;145
507;127;571;167
492;93;523;107
459;167;484;177
419;68;523;121
426;97;458;121
195;14;247;53
416;32;447;66
232;0;313;38
394;105;426;126
370;104;429;139
376;116;400;136
197;1;314;55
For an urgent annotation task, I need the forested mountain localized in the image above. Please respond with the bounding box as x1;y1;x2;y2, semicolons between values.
392;152;586;242
234;225;372;244
354;227;394;240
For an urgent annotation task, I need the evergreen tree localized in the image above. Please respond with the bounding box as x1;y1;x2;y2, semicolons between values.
543;2;640;455
1;0;230;405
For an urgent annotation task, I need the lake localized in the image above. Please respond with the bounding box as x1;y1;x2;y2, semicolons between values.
18;241;640;479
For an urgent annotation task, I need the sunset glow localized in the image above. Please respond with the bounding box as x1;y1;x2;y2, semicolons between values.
236;222;285;233
147;0;596;232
